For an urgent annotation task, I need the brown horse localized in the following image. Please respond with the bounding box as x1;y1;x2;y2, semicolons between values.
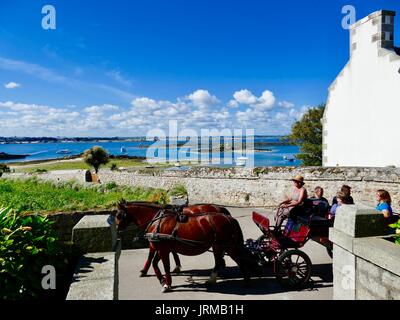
139;203;230;277
112;200;260;292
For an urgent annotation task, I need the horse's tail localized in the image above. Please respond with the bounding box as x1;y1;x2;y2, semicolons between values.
230;217;262;277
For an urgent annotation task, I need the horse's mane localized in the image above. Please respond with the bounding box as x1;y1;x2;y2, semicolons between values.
119;200;164;209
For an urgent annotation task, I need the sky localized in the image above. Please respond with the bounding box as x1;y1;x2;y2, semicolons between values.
0;0;399;137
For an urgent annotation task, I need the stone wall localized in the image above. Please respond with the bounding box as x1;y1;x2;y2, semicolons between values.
15;166;400;211
329;204;400;300
35;210;146;250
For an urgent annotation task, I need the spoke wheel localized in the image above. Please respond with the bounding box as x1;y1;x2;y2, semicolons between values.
276;249;312;288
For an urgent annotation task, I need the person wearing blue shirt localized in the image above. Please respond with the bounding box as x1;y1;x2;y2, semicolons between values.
376;189;393;218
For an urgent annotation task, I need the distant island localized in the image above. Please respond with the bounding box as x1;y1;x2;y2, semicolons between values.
0;135;291;147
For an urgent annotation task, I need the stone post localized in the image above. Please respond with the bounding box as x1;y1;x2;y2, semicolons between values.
329;204;399;300
72;215;117;253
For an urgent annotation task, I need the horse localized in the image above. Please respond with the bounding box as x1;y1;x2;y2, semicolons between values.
139;202;230;277
111;200;260;292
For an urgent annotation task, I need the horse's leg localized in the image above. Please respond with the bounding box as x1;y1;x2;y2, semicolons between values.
140;246;155;277
159;249;172;293
152;251;164;285
206;246;225;285
172;252;182;273
225;247;251;283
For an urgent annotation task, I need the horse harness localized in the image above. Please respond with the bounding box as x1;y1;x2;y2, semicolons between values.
137;205;231;247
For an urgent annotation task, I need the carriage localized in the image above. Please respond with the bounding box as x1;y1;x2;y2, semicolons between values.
245;200;334;288
115;199;335;292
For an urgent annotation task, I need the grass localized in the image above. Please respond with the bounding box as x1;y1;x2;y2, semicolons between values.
11;158;173;173
0;177;186;214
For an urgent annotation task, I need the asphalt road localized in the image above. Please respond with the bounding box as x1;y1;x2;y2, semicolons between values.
118;207;333;300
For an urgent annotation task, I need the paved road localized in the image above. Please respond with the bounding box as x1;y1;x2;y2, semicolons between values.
119;207;333;300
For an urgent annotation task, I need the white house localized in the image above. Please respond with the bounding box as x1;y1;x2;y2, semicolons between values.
323;10;400;167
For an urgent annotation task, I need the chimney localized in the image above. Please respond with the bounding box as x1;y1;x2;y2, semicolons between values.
350;10;396;56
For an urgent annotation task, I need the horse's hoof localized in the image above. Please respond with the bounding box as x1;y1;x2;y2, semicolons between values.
206;271;218;286
140;270;147;277
206;280;217;286
162;284;172;293
172;266;181;274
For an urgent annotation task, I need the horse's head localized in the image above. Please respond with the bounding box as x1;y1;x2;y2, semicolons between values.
109;199;131;230
110;200;161;230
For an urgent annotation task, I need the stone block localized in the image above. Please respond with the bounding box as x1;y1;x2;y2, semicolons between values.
329;228;353;252
356;258;382;279
354;237;400;277
66;251;119;300
334;204;388;238
356;266;388;299
332;245;356;300
72;215;117;253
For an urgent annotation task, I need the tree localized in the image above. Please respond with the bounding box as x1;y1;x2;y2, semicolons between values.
287;104;325;166
0;164;10;177
83;146;109;173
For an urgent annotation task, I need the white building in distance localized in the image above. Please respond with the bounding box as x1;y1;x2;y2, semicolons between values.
323;10;400;167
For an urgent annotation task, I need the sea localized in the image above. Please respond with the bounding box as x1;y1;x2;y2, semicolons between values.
0;137;301;167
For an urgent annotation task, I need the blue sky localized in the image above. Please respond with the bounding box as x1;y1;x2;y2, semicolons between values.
0;0;399;136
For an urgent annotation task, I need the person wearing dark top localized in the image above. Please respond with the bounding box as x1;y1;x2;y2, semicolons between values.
332;185;354;205
314;186;329;204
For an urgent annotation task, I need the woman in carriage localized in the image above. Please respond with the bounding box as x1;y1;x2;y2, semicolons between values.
279;175;309;219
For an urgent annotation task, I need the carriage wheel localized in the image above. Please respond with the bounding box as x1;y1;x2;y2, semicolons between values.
275;249;312;288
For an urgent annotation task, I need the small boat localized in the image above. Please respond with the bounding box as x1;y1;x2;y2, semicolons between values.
120;146;127;154
0;152;28;160
283;155;295;162
56;149;72;154
236;156;248;166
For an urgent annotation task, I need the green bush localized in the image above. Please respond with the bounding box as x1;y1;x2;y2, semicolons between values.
0;178;171;214
83;146;109;173
0;207;64;299
389;219;400;245
110;163;118;171
0;164;10;177
167;184;188;197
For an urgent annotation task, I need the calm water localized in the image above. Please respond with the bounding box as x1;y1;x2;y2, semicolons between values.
0;138;301;167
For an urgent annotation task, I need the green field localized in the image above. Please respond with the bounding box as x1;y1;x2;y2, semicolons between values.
10;158;173;173
0;178;185;214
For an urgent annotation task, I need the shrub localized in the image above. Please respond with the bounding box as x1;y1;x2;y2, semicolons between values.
110;163;118;171
167;184;188;197
0;207;65;300
389;219;400;245
0;164;10;177
34;169;48;174
83;146;109;173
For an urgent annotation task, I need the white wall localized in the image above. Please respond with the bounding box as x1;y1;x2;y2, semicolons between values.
323;10;400;167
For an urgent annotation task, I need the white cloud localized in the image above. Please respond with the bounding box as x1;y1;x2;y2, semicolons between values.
0;91;310;136
233;89;257;105
186;89;219;108
4;82;20;89
131;97;159;110
84;104;120;113
106;70;132;87
279;100;295;109
0;56;135;101
254;90;275;110
227;99;239;108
